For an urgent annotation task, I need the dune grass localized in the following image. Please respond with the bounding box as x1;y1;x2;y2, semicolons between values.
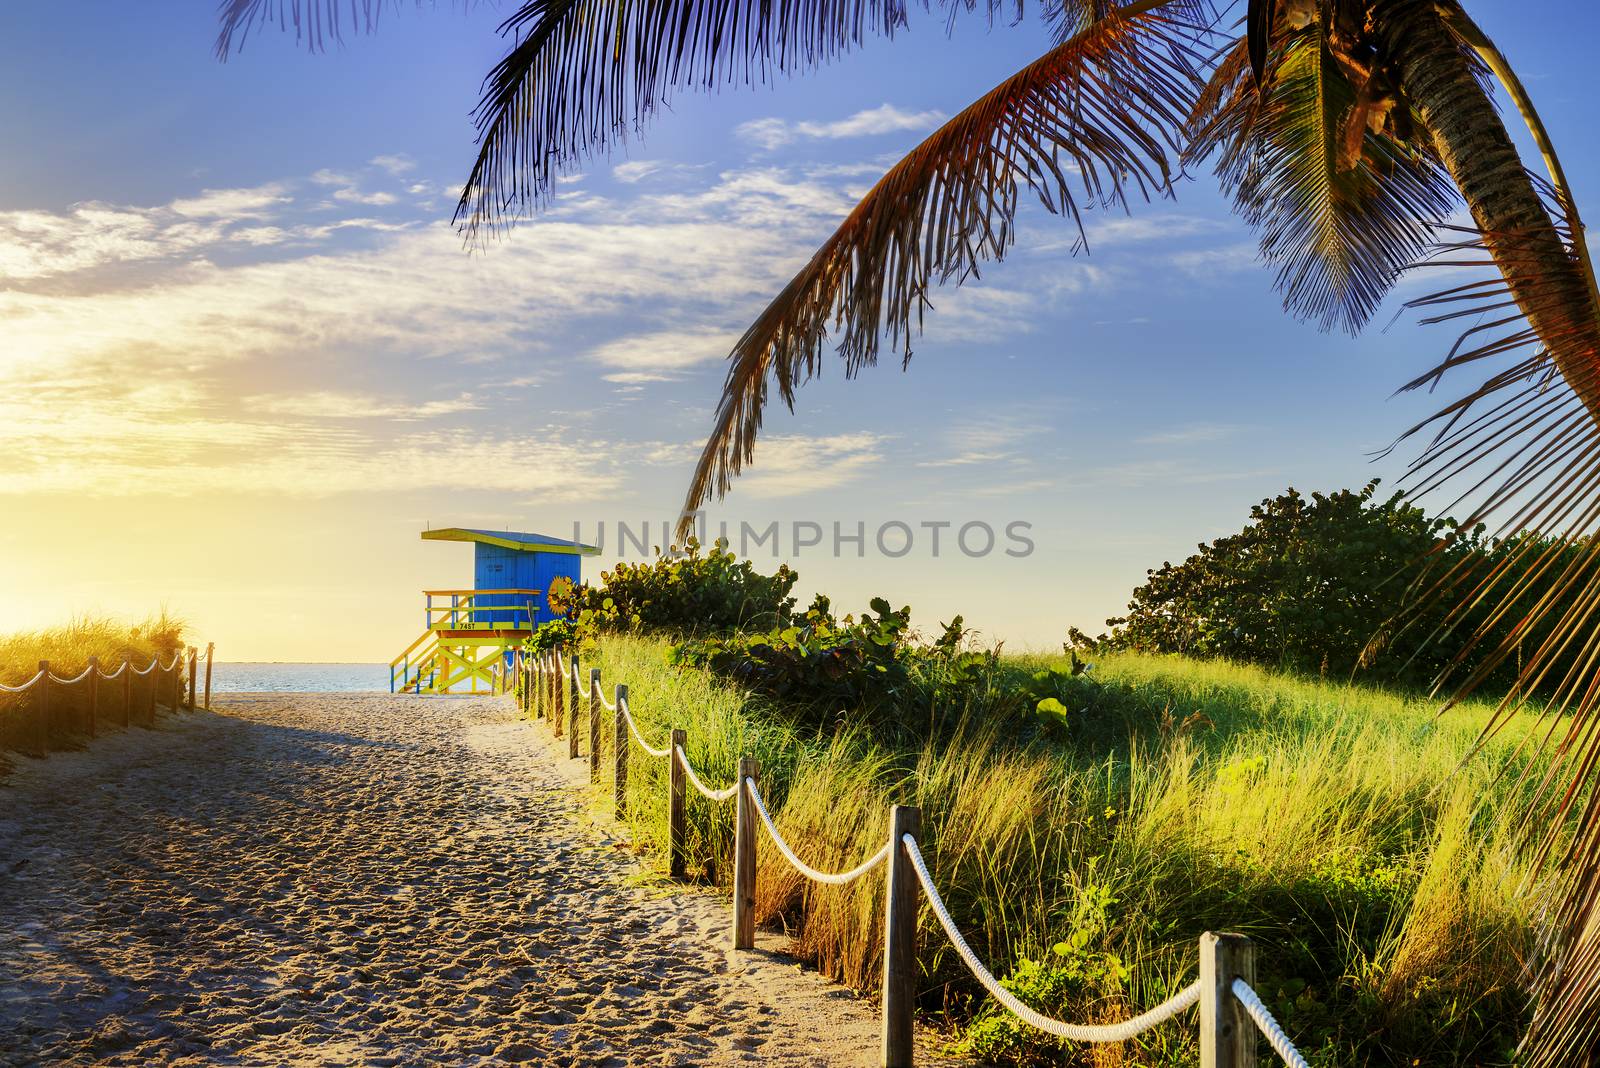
567;637;1551;1066
0;613;187;757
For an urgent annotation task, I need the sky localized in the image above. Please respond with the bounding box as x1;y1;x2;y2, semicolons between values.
2;1;1597;662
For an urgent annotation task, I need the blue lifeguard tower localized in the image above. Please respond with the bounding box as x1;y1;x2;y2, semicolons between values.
390;527;599;694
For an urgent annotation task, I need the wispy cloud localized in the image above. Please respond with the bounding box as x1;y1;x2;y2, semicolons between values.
737;433;887;498
168;183;292;219
587;329;736;373
1134;422;1247;446
738;104;945;150
370;154;416;176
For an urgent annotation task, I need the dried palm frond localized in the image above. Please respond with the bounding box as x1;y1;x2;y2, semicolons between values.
677;2;1212;532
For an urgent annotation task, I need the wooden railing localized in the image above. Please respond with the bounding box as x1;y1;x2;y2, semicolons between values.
423;588;541;631
0;643;215;758
506;645;1311;1068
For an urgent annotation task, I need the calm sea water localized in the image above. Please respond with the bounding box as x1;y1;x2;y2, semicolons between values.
211;663;390;693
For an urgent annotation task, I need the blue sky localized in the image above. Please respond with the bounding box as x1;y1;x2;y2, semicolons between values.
1;1;1596;660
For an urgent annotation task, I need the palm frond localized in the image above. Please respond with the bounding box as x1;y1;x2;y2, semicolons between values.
453;0;914;238
1389;181;1600;1065
1187;27;1457;333
214;0;442;57
676;1;1210;532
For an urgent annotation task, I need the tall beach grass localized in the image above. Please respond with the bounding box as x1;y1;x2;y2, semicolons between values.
0;613;187;758
573;636;1554;1066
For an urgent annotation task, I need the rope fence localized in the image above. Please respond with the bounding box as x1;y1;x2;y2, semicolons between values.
511;644;1307;1068
1;643;216;756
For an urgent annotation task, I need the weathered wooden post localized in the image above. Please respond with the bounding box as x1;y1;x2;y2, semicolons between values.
171;657;183;713
120;660;132;728
187;647;198;712
552;650;564;738
568;653;581;760
535;654;545;721
35;660;50;755
882;804;921;1068
589;667;602;778
733;756;760;950
668;728;688;879
1200;932;1256;1068
613;683;628;818
86;657;100;737
145;662;157;726
203;642;214;710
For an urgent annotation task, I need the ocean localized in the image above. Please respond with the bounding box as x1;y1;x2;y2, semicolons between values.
210;663;391;693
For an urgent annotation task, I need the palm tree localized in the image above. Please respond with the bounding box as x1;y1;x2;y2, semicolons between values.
219;0;1600;1058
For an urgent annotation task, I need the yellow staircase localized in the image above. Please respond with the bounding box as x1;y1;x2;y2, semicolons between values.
389;589;540;695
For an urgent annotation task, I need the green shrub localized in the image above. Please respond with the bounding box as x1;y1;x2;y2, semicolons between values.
571;537;798;635
1101;480;1588;692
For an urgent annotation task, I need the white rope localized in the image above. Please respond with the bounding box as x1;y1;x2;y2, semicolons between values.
599;691;616;711
619;696;671;758
158;652;183;672
746;779;891;885
674;745;740;802
48;666;95;685
903;834;1201;1043
1232;979;1309;1068
129;658;160;677
97;662;129;679
0;670;44;693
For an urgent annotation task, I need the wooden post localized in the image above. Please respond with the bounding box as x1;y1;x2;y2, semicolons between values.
187;648;198;712
1199;932;1257;1068
120;660;132;728
567;653;581;760
35;660;50;756
733;756;759;950
86;657;100;738
145;663;157;726
203;643;214;710
552;650;564;738
534;655;545;721
589;667;602;778
882;804;922;1068
668;728;688;879
171;658;182;713
613;683;628;818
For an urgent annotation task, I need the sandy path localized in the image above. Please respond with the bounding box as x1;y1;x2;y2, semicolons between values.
0;694;950;1067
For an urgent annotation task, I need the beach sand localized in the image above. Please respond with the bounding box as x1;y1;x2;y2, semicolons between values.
0;694;963;1066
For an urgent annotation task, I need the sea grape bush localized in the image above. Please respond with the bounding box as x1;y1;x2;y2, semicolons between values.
570;538;798;635
670;596;915;718
1098;480;1591;692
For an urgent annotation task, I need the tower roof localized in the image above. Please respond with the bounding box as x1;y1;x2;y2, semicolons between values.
421;527;600;555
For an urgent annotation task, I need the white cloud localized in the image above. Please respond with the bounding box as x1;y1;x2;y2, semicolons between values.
613;161;663;184
370;154;416;176
587;329;736;372
1169;242;1258;275
247;391;482;420
603;371;675;384
168;183;291;219
1134;423;1246;446
333;187;399;206
738;104;944;150
737;433;887;498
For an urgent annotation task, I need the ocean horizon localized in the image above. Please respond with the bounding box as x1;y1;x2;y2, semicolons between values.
211;662;390;694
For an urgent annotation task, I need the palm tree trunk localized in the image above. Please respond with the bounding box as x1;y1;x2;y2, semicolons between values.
1378;0;1600;409
1378;5;1600;1063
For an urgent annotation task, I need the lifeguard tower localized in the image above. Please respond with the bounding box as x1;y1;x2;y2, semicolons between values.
390;527;599;694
